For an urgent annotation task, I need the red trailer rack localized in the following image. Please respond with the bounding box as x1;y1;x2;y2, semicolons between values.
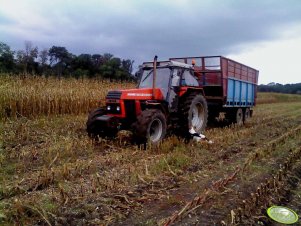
170;56;259;106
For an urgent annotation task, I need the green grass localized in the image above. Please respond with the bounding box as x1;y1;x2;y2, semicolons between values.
150;150;190;175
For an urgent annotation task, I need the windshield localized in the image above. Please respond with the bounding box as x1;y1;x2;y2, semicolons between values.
138;68;171;98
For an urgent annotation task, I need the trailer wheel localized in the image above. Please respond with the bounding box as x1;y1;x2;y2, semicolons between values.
243;108;250;123
226;108;244;125
132;109;167;145
208;107;220;123
86;108;118;138
229;108;243;125
250;109;253;118
180;94;208;134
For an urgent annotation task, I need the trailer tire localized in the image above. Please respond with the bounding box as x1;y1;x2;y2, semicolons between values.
180;94;208;135
243;108;250;123
86;108;118;138
208;107;220;123
132;109;167;145
228;108;243;125
250;109;253;118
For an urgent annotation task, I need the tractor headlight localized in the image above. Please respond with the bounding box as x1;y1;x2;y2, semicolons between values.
116;106;120;111
107;105;111;111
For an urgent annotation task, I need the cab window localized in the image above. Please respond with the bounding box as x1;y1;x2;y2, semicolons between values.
181;70;199;86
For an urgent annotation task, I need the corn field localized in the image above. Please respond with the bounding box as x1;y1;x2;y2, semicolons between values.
1;75;301;225
0;75;135;118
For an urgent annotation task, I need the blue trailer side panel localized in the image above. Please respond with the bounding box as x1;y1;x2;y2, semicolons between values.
247;83;254;105
226;78;255;107
228;79;234;103
241;83;247;106
234;80;240;104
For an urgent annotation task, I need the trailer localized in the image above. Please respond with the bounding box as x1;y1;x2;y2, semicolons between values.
170;56;259;124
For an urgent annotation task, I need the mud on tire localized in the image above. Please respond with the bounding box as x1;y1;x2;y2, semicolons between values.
131;109;167;145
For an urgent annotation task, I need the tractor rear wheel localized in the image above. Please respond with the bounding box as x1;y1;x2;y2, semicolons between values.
180;94;208;134
86;108;118;138
132;109;167;145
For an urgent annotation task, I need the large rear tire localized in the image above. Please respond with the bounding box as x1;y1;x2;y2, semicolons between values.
132;109;167;145
180;94;208;134
86;108;118;138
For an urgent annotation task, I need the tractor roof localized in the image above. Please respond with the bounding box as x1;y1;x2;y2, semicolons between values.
141;60;193;69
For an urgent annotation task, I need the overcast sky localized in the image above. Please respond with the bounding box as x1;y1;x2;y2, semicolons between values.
0;0;301;84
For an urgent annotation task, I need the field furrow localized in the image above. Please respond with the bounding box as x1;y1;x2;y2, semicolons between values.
1;100;301;225
1;76;301;225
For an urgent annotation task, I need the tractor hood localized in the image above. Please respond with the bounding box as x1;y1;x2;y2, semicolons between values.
106;88;164;100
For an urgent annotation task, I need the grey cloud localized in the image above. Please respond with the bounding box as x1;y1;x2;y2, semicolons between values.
1;0;301;67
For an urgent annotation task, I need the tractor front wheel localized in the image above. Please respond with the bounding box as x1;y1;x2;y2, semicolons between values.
132;109;167;145
86;108;118;138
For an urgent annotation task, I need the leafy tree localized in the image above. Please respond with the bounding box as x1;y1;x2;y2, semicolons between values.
100;57;122;81
0;41;136;80
71;54;94;78
102;53;113;64
91;54;102;75
258;83;301;94
48;46;73;77
15;41;39;74
39;49;48;66
76;54;92;69
91;54;102;67
38;48;49;75
0;42;15;73
121;59;134;74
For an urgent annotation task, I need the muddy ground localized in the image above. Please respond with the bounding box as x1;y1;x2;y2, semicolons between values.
1;102;301;225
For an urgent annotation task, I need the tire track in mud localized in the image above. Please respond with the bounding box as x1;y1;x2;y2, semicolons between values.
3;103;300;201
163;125;301;225
2;103;300;225
119;105;297;224
210;105;301;143
207;108;301;167
226;149;301;225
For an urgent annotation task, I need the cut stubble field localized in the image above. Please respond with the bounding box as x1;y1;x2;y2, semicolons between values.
1;76;301;225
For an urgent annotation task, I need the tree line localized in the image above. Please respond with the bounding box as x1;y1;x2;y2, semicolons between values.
0;41;135;80
258;83;301;94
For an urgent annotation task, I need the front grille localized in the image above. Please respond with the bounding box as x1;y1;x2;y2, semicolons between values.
124;100;136;120
106;91;122;99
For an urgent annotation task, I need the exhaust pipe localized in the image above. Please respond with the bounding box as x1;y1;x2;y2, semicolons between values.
152;55;158;99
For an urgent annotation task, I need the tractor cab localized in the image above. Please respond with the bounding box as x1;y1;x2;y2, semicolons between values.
138;60;198;90
137;60;200;112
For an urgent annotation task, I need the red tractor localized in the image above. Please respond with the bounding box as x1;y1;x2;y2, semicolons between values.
87;56;258;144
